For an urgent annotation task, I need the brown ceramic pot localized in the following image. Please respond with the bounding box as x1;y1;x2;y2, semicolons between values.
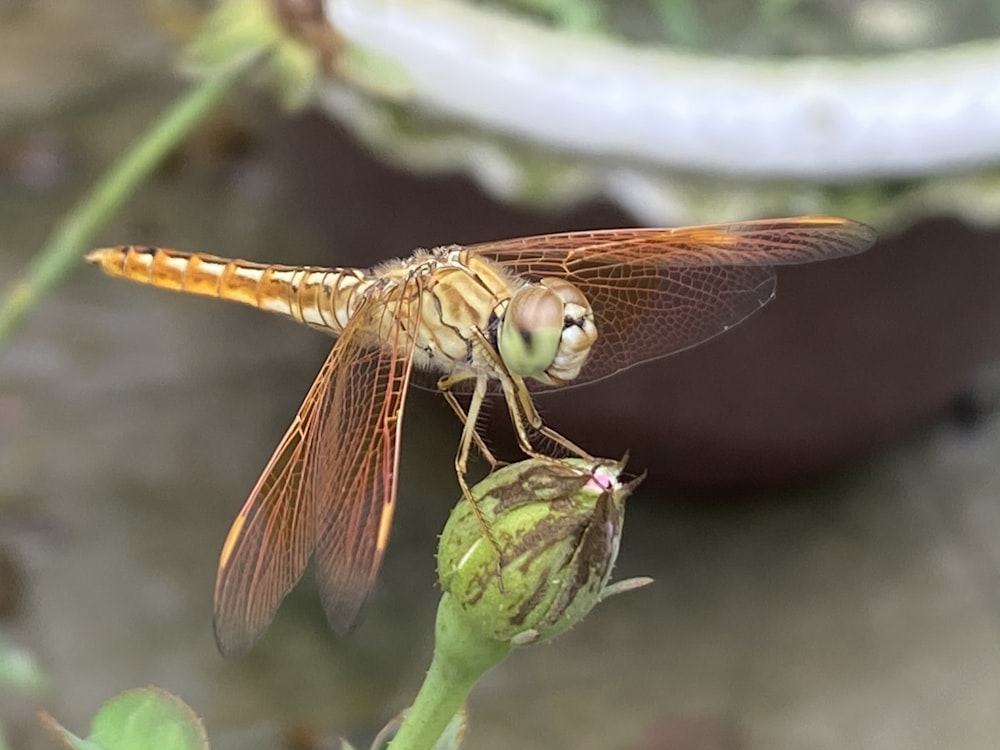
270;112;1000;489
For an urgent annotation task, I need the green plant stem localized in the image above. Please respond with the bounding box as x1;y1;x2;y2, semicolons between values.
0;56;258;346
389;593;510;750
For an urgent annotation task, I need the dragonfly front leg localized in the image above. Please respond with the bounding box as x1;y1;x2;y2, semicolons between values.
436;373;501;470
467;327;593;462
494;371;593;461
509;372;594;461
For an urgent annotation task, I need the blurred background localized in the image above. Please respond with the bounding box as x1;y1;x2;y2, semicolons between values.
2;1;1000;747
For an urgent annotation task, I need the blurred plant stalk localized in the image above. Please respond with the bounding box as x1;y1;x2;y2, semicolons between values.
0;0;325;346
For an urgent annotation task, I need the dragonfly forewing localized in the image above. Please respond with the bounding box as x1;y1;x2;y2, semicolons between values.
467;216;877;386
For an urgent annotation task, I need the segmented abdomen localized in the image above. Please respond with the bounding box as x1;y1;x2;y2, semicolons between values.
86;245;371;334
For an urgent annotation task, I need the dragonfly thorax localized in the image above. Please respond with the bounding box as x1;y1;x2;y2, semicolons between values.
497;278;597;386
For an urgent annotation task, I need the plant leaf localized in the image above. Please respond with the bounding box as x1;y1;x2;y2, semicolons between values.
40;687;209;750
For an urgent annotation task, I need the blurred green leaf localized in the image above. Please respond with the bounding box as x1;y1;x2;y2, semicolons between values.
41;687;209;750
502;0;604;31
0;636;45;693
653;0;707;46
181;0;280;75
181;0;319;111
338;45;413;100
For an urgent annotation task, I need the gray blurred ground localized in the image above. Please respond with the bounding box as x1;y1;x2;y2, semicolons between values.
2;4;1000;749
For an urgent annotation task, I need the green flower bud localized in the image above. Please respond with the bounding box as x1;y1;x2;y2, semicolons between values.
437;457;647;646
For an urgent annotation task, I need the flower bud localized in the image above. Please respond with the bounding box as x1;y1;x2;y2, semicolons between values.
437;457;647;645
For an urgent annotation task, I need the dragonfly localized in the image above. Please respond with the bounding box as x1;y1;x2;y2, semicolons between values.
87;215;876;655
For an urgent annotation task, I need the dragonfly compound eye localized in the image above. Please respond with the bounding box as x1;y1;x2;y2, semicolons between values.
539;278;597;384
498;285;565;379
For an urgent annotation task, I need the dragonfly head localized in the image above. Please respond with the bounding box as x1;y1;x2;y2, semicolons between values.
498;278;597;385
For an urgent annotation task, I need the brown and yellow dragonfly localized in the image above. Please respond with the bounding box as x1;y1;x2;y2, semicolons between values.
87;215;875;655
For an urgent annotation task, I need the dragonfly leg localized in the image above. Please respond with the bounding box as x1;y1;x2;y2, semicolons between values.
492;360;594;461
463;326;594;461
442;373;506;585
515;383;594;460
452;376;492;494
462;328;550;459
437;375;501;469
437;375;501;470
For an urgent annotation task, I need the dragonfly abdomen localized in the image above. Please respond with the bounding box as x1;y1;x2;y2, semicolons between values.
86;245;372;334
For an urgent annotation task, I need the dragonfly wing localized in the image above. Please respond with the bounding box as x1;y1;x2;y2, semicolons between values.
572;263;777;385
311;283;418;636
465;217;876;269
213;345;338;657
467;216;876;386
213;284;419;653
